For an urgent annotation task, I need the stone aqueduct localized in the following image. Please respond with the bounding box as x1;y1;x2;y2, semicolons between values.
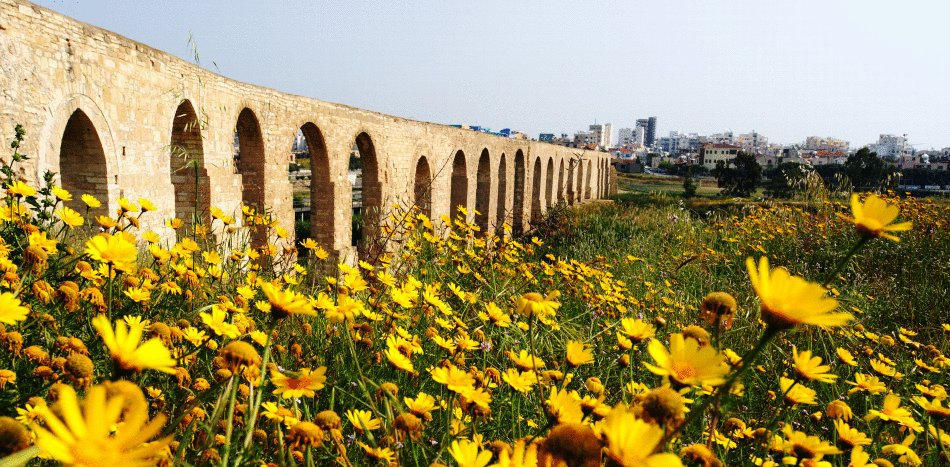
0;0;611;261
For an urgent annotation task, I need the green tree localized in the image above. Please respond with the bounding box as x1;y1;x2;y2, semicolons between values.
845;147;899;190
764;162;808;198
713;151;762;197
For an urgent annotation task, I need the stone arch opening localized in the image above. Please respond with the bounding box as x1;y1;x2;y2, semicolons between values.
495;153;507;234
545;158;554;209
586;160;593;199
234;108;267;247
413;156;432;219
531;157;543;223
352;132;382;257
60;109;109;216
170;100;209;230
513;150;526;234
566;157;575;204
450;150;468;223
290;123;333;255
474;149;491;232
557;159;565;204
577;159;585;202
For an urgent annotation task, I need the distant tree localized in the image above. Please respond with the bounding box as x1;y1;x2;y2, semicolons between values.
845;147;899;190
658;161;675;173
713;151;762;197
682;170;698;198
764;162;808;198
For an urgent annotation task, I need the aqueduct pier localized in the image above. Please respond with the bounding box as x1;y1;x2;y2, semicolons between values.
0;0;611;260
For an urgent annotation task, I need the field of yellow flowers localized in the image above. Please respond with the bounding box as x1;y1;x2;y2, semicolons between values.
1;125;949;467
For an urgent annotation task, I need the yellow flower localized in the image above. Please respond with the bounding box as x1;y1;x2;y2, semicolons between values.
56;206;84;228
493;441;538;467
792;347;837;383
258;282;315;320
565;340;594;367
507;349;545;371
32;384;169;467
746;257;851;331
52;186;72;201
780;425;841;462
92;315;175;374
847;373;887;395
199;306;240;338
138;198;156;212
449;439;492;467
502;368;536;394
345;409;381;435
780;377;817;406
270;367;327;399
385;346;414;373
0;292;29;325
836;193;912;241
85;233;137;270
644;333;729;388
514;290;561;319
81;194;101;208
620;317;656;342
430;364;475;394
6;180;36;197
881;434;921;466
865;393;922;432
545;387;584;424
600;403;684;467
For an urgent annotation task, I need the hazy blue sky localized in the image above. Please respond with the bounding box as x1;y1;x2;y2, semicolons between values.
32;0;950;149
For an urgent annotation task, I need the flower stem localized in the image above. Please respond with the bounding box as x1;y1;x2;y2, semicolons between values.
821;236;870;287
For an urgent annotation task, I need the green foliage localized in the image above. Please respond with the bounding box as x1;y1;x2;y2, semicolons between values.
763;162;808;198
845;147;900;190
713;151;762;197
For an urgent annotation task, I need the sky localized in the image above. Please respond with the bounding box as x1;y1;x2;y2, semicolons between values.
32;0;950;149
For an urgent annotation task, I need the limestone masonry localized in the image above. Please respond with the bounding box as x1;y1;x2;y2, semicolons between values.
0;0;611;261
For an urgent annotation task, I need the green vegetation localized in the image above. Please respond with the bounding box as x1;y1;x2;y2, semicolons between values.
2;125;949;467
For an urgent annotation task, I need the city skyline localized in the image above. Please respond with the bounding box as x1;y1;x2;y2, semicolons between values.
30;0;950;149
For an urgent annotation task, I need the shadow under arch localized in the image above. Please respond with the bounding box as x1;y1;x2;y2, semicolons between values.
531;157;542;223
353;132;382;260
474;149;491;232
170;99;210;230
234;107;267;248
413;155;432;219
495;153;507;233
297;122;334;253
449;150;468;223
59;109;111;217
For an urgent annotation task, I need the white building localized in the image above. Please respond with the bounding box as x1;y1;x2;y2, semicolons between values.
589;123;613;149
872;134;910;159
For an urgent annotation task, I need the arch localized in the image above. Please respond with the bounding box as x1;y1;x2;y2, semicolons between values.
577;159;585;202
495;153;507;234
234;108;267;247
60;109;110;216
169;100;210;230
557;159;565;204
513;150;526;234
545;157;554;209
531;157;543;223
353;132;382;257
450;150;468;223
566;157;575;204
413;156;432;219
298;122;333;252
474;149;491;232
586;160;593;199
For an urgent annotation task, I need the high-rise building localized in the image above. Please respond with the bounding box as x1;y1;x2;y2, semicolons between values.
589;123;613;149
636;117;657;147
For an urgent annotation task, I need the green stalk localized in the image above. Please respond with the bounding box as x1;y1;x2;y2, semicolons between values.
218;375;239;466
821;236;870;287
